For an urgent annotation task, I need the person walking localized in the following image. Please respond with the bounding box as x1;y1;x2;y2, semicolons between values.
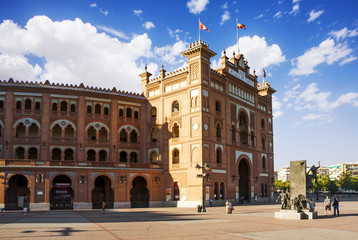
209;198;213;207
228;201;234;214
324;196;331;215
332;195;340;216
225;200;230;214
102;201;106;214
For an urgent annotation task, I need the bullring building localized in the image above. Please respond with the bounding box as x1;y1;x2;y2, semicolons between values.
0;41;275;210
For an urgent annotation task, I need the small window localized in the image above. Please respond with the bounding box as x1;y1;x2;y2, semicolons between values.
130;130;137;143
104;107;109;116
172;149;179;164
87;105;92;114
172;101;179;112
60;101;67;112
261;119;265;131
216;148;222;163
52;148;61;160
150;151;158;163
87;150;96;161
0;100;4;109
25;99;32;110
52;102;58;111
216;123;221;138
172;123;179;138
16;101;22;110
262;156;266;169
120;129;127;142
64;149;74;161
119;151;127;162
151;128;157;142
151;107;157;118
35;102;41;110
119;109;124;117
215;101;221;112
126;108;132;118
95;104;101;114
99;150;107;161
134;111;138;119
130;152;137;163
70;104;76;112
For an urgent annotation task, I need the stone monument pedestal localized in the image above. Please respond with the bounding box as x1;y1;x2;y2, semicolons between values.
274;209;317;220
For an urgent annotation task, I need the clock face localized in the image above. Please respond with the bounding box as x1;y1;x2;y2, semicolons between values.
204;123;208;130
192;123;199;131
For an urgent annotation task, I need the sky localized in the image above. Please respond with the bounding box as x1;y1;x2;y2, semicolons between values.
0;0;357;170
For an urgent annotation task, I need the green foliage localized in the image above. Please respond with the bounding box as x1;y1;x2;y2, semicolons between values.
337;172;353;191
313;174;338;193
274;180;290;191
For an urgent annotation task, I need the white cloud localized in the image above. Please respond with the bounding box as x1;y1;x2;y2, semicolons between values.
0;16;154;93
339;55;357;65
255;14;264;19
295;83;358;112
167;28;183;41
307;9;324;23
220;10;230;25
330;27;358;40
90;3;97;8
186;0;209;14
290;4;299;15
272;96;284;118
273;11;282;19
293;0;301;3
221;2;228;9
301;113;327;120
97;25;129;40
133;9;143;17
99;8;109;16
154;41;187;65
289;38;352;76
143;21;155;30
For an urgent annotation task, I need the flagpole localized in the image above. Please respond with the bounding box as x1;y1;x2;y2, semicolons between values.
236;18;239;54
199;18;201;42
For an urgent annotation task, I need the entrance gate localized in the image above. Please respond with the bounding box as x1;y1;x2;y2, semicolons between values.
130;176;149;208
92;176;114;209
50;175;74;210
5;174;30;210
239;160;250;200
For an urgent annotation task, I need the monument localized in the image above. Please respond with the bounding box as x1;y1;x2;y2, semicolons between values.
274;160;318;220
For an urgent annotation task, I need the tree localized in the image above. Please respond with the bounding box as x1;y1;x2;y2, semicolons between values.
274;180;290;191
337;172;353;192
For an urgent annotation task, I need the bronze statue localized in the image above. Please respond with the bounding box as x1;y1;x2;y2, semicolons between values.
276;190;289;209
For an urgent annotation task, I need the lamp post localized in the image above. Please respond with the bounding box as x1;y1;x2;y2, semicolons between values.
195;163;210;212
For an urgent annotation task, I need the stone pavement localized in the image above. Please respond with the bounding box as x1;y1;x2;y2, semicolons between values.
0;201;357;239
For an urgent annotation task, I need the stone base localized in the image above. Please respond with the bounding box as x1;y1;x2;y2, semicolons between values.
114;202;131;208
275;209;318;220
30;203;50;211
73;202;92;210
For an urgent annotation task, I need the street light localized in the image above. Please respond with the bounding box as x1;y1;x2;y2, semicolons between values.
195;163;210;212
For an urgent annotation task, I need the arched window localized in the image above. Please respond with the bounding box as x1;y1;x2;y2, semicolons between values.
251;131;255;146
172;101;179;112
28;123;39;138
130;130;137;143
215;101;221;112
15;147;25;159
52;124;62;139
87;105;92;114
151;107;157;118
130;152;137;163
16;101;22;110
35;102;41;110
70;104;76;112
239;112;248;144
104;107;109;115
134;111;138;119
87;126;96;140
126;108;132;117
265;183;268;197
261;183;264;197
16;123;26;137
60;101;67;112
172;123;179;138
52;102;58;111
220;182;225;199
64;125;74;139
150;151;158;163
151;128;157;142
24;99;32;110
262;137;266;150
87;150;96;161
95;104;101;114
216;148;222;163
0;100;4;109
214;182;219;200
119;109;124;117
64;149;74;160
172;149;179;164
231;125;236;142
99;127;107;141
28;147;38;160
262;156;266;170
120;129;127;142
173;182;180;200
216;123;221;138
119;151;127;162
52;148;61;160
261;119;265;131
99;150;107;161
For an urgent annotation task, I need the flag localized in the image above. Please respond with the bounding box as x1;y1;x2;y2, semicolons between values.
237;23;246;29
199;21;210;32
263;69;266;78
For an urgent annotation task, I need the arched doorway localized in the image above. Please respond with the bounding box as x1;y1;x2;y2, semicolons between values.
173;182;180;201
92;176;114;209
130;176;149;208
214;182;219;200
238;159;250;200
5;174;30;210
50;175;74;210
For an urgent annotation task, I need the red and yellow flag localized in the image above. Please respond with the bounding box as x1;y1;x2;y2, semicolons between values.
237;23;246;29
199;21;210;32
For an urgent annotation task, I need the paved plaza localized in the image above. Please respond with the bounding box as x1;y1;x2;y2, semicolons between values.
0;201;358;239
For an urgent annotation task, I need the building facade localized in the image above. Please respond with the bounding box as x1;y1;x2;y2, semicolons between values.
0;41;275;210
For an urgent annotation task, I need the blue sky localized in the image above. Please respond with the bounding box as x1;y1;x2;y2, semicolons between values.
0;0;357;169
